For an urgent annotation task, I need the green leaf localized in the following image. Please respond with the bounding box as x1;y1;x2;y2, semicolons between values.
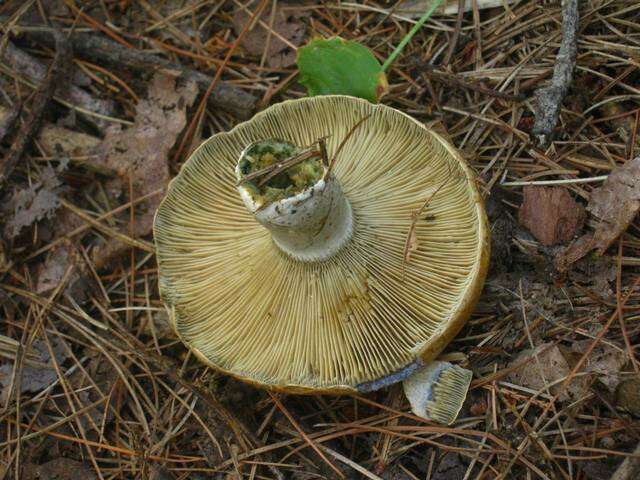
296;37;388;103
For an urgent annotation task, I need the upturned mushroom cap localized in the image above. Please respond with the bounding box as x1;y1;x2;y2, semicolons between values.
154;95;489;393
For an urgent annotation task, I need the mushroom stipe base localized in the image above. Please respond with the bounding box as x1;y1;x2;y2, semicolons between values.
154;95;490;422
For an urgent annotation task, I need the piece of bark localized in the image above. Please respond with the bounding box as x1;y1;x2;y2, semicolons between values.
531;0;579;147
518;186;585;245
16;28;256;119
0;29;70;188
556;156;640;270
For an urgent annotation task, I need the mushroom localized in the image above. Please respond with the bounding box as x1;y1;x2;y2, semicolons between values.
154;95;489;424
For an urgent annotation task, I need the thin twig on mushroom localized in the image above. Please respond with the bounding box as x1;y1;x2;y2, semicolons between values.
324;114;372;179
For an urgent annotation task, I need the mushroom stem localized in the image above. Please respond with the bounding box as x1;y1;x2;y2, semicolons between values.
237;168;353;262
403;361;473;425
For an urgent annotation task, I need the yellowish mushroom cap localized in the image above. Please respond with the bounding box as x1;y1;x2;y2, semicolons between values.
153;95;489;393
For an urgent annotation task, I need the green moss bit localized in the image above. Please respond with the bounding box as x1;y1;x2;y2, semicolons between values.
239;140;323;206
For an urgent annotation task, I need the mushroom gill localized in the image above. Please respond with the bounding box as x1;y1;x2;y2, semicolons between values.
153;95;489;392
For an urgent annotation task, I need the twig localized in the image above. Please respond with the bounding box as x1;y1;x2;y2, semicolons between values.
268;393;345;479
610;442;640;480
402;178;449;277
59;199;155;253
0;27;70;187
422;66;525;101
531;0;579;147
442;0;464;66
7;27;257;119
237;147;320;186
325;114;372;179
173;0;269;164
499;175;608;187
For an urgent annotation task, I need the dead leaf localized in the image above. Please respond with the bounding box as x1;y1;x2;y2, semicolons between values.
36;240;92;301
556;157;640;270
518;186;585;245
588;157;640;254
616;378;640;416
507;343;585;401
143;309;176;339
3;165;63;239
22;458;97;480
233;3;310;68
434;451;467;480
0;336;70;403
90;72;197;265
569;340;627;392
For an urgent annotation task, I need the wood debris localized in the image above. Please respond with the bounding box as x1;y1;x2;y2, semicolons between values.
0;29;70;187
531;0;579;147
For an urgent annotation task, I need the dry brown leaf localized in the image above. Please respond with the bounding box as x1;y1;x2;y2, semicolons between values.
0;336;70;403
89;72;197;266
22;458;97;480
3;165;62;239
506;343;585;401
233;3;310;68
616;378;640;416
588;157;640;253
569;340;627;392
518;186;585;245
35;240;91;299
556;157;640;270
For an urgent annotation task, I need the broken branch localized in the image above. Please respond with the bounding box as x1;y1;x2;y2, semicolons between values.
8;27;257;119
0;28;70;188
531;0;579;147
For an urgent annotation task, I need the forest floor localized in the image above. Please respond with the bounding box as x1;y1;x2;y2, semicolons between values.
0;1;639;479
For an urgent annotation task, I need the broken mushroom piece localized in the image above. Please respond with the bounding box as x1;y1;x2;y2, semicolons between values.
154;95;489;424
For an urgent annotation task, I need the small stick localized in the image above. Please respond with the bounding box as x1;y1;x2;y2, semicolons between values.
8;25;257;119
0;27;70;188
500;175;608;187
531;0;579;147
236;148;320;186
257;149;320;187
422;66;525;102
325;114;372;179
318;136;329;167
402;179;449;279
